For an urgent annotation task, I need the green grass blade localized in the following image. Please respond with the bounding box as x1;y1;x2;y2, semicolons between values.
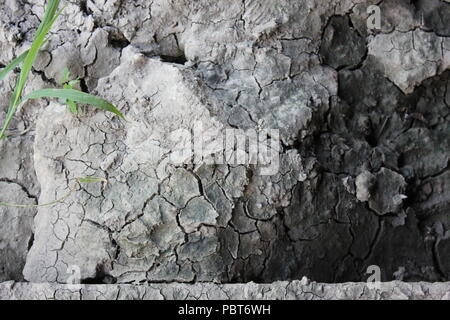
0;190;73;208
63;82;79;113
0;50;28;82
0;36;51;84
66;99;77;113
78;177;108;184
35;0;61;38
23;88;125;119
0;0;61;139
66;99;78;114
60;67;70;84
14;0;62;107
0;176;108;208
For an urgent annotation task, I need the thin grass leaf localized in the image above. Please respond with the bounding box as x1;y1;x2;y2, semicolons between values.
0;36;51;84
0;190;73;208
0;50;28;82
0;176;108;208
59;68;78;113
35;0;61;36
63;82;78;114
23;88;125;119
78;177;108;184
0;0;62;139
61;69;81;114
68;79;80;86
13;0;62;110
66;99;78;114
60;67;70;84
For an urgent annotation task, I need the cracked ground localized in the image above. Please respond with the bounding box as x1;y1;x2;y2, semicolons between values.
0;0;449;292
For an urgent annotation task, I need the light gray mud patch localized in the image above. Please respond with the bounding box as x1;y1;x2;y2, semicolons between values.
0;0;448;285
1;280;450;300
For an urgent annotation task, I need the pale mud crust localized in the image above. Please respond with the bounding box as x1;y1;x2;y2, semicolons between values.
0;0;449;291
0;280;449;300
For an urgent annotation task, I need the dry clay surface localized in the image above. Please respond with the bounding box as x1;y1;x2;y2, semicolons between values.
1;280;450;300
0;0;449;288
